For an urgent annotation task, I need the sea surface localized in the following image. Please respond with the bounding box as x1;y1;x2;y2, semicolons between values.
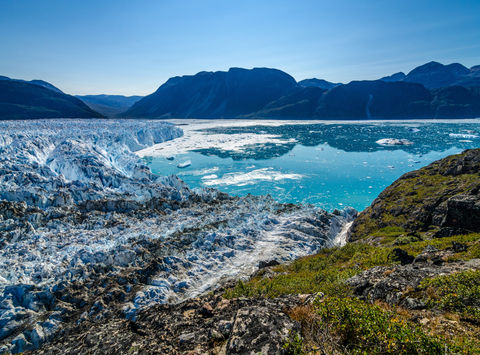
145;120;480;211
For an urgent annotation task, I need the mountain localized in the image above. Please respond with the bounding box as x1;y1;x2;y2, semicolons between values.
0;76;64;93
430;86;480;118
381;61;480;88
379;72;406;82
0;79;103;119
249;86;326;119
254;80;480;119
404;61;471;88
314;80;434;119
77;94;143;117
124;67;298;118
298;78;340;89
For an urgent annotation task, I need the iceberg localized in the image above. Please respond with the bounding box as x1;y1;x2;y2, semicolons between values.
376;138;413;146
177;160;192;168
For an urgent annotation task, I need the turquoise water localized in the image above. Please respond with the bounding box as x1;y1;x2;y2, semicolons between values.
148;121;480;211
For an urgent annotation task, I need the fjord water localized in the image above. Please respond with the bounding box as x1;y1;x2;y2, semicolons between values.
147;121;480;211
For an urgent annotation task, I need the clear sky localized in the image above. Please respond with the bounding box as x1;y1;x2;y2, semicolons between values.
1;0;479;96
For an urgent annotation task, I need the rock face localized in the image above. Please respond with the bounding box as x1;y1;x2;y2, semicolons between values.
347;247;480;308
35;289;303;354
124;67;298;118
0;119;354;353
0;79;102;119
349;149;480;241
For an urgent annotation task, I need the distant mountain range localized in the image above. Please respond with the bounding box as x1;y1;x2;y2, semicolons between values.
298;78;341;90
1;61;480;120
76;95;143;117
379;61;480;88
124;62;480;119
0;76;102;119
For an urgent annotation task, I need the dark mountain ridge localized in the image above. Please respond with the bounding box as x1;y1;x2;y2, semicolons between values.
124;62;480;120
298;78;340;89
0;75;64;94
381;61;480;89
0;79;102;119
76;94;143;117
2;61;480;120
124;67;298;118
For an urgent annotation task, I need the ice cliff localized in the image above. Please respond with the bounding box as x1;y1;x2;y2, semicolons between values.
0;119;355;353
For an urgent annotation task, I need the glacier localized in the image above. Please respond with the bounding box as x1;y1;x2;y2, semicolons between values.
0;119;355;354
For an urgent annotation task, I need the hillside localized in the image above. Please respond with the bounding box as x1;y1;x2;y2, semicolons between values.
0;79;102;119
124;67;297;118
298;78;340;89
382;61;480;88
76;94;143;117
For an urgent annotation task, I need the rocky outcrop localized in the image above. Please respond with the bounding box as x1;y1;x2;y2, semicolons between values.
349;149;480;241
35;290;304;354
347;247;480;308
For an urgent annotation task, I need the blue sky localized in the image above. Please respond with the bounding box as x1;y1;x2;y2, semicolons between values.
1;0;479;95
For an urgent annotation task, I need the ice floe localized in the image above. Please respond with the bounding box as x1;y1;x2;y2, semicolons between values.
201;168;304;187
376;138;413;146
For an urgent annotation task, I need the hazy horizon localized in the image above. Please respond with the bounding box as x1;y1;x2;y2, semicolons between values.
1;0;479;96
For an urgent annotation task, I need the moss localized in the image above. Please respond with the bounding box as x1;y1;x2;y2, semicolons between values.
418;270;480;322
224;243;393;299
225;233;480;299
310;296;447;354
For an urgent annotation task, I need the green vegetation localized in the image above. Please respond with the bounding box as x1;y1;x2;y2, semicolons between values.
311;296;445;354
225;234;480;299
224;242;390;299
419;270;480;322
225;233;480;354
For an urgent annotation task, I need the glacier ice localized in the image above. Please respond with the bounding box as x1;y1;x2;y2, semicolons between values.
0;119;355;353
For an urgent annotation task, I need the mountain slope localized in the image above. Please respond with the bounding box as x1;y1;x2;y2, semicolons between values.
77;94;143;117
250;86;326;119
381;61;480;88
124;67;298;118
314;80;433;119
404;61;472;88
298;78;340;89
0;80;103;119
253;80;480;119
0;76;64;93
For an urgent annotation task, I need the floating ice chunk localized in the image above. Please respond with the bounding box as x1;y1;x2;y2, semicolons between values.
177;160;192;168
376;138;413;146
201;174;218;180
449;133;479;139
202;168;303;187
